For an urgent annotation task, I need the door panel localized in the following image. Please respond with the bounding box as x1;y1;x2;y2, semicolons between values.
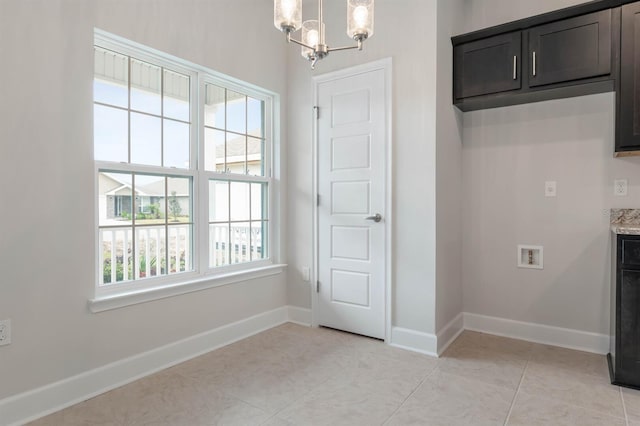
331;181;370;214
529;9;611;87
331;270;370;307
317;66;387;340
331;226;369;260
332;90;371;126
331;135;370;170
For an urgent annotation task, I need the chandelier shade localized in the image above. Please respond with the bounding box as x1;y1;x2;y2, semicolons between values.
274;0;302;32
347;0;374;40
301;20;321;59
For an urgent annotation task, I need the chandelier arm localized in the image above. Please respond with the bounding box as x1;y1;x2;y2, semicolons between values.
327;38;364;53
287;35;316;51
327;44;360;53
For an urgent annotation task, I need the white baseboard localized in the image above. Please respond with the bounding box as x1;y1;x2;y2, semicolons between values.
389;326;438;357
287;306;312;326
1;308;610;425
436;313;465;356
0;306;292;426
389;314;464;358
389;312;607;358
463;312;609;355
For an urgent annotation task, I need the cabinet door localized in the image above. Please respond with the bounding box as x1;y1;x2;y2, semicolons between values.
618;2;640;151
618;268;640;385
454;32;521;100
529;9;611;87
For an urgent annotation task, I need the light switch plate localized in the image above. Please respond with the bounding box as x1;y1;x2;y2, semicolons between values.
545;181;557;197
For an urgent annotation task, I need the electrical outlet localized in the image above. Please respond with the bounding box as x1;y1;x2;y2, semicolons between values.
0;319;11;346
615;179;628;196
302;266;310;282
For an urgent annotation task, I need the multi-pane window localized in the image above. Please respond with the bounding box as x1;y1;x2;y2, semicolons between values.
94;34;273;295
204;84;269;268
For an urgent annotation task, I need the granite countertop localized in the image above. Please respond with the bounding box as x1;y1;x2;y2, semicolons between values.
611;209;640;235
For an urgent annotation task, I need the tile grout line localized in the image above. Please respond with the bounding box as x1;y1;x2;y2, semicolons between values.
501;353;629;423
380;363;440;426
258;374;335;425
519;380;629;422
171;363;272;415
621;387;629;426
503;358;529;425
170;328;334;426
256;332;354;426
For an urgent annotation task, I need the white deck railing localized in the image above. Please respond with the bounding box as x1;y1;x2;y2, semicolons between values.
99;224;263;285
208;224;264;267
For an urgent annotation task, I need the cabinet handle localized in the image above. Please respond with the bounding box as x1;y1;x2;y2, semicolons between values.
532;51;537;77
513;56;517;80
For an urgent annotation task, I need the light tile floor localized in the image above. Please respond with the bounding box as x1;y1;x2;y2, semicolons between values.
29;323;639;425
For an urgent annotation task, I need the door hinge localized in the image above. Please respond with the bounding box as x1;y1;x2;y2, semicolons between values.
317;194;320;206
316;280;320;293
313;106;319;119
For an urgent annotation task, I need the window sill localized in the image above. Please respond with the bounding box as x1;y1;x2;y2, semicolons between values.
88;264;287;313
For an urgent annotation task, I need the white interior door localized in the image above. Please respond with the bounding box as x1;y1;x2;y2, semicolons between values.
315;62;389;340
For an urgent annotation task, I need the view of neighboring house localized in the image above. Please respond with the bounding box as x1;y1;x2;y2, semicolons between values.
98;172;191;223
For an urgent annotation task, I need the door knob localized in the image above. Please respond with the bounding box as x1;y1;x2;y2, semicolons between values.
365;213;382;223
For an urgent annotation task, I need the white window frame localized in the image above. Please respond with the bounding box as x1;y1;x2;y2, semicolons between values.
91;29;281;311
199;75;274;275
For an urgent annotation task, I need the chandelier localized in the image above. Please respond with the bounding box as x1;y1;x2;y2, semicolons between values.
274;0;375;69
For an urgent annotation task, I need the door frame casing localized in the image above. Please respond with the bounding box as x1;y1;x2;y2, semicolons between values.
311;58;393;342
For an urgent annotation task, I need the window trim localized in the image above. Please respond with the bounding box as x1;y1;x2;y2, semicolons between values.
92;29;281;305
88;264;286;313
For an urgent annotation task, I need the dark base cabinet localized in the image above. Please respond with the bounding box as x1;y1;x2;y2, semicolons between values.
609;234;640;389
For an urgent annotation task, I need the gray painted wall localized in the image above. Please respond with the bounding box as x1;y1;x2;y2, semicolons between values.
435;0;465;333
460;1;640;335
0;0;288;400
462;0;589;32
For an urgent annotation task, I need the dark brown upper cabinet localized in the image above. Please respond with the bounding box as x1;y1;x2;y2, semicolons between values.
453;7;615;110
451;0;640;154
454;32;521;100
528;9;612;87
618;2;640;152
